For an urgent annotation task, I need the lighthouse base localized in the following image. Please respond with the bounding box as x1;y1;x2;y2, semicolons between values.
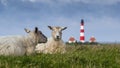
80;40;85;43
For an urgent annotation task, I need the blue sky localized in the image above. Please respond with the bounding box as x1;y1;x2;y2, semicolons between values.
0;0;120;42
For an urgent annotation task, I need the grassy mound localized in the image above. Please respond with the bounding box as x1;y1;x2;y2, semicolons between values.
0;44;120;68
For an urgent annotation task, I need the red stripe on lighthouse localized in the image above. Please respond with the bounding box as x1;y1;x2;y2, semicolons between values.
80;36;85;40
80;30;84;32
80;19;85;43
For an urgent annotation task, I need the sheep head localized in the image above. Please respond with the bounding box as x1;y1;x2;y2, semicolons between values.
48;26;67;41
24;27;47;43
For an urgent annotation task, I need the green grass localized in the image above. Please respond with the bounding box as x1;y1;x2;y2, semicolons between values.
0;44;120;68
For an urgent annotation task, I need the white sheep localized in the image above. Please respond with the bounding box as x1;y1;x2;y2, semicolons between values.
0;27;47;56
35;26;67;54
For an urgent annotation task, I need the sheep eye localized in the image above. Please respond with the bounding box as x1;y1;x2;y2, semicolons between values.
60;32;62;34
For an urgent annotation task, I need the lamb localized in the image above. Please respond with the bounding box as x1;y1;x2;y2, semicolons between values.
0;27;47;56
35;26;67;54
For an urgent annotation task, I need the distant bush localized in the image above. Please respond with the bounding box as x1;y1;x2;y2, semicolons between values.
66;41;99;45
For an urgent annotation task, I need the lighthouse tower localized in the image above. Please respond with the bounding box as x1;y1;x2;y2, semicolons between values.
80;19;85;43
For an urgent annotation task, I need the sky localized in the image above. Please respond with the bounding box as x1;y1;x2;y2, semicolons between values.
0;0;120;42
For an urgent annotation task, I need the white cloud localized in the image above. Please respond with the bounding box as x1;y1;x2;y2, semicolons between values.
1;0;120;6
22;0;53;4
22;0;39;2
0;0;8;6
27;0;36;2
21;0;120;5
80;0;120;5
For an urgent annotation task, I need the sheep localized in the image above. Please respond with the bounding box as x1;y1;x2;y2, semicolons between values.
0;27;47;56
35;26;67;54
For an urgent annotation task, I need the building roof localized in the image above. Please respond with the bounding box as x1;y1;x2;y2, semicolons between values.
89;36;96;42
69;36;75;41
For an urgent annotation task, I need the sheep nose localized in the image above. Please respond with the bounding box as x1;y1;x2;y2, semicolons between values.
56;36;60;39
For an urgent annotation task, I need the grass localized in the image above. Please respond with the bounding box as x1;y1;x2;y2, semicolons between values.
0;43;120;68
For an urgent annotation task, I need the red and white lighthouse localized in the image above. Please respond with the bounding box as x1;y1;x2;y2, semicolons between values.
80;19;85;43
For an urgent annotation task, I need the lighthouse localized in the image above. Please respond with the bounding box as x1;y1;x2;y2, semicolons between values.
80;19;85;43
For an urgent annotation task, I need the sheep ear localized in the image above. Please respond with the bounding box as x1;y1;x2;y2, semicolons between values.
48;26;53;30
62;27;67;31
35;27;38;33
24;28;31;33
